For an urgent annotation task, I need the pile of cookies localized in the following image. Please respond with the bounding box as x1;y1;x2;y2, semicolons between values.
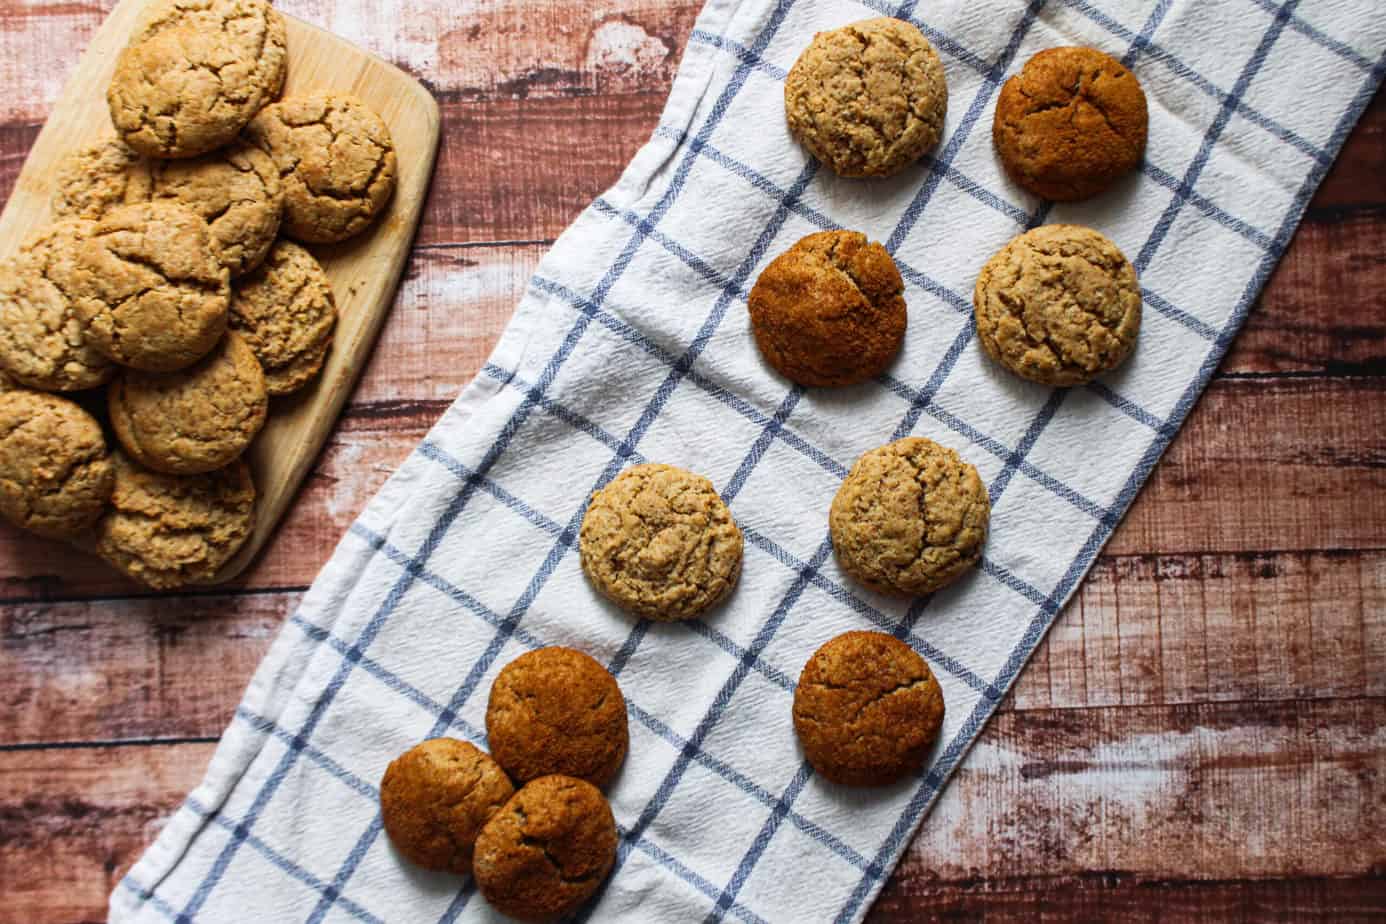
0;0;397;588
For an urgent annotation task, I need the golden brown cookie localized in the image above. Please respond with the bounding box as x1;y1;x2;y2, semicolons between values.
63;202;230;372
245;93;398;243
380;738;516;875
229;240;336;395
748;230;906;387
579;463;743;621
486;648;628;788
0;220;116;392
96;452;255;589
974;224;1141;385
473;775;617;921
146;141;284;278
830;436;989;596
784;18;948;178
993;46;1148;201
792;631;945;786
51;139;152;221
0;390;113;541
107;0;288;159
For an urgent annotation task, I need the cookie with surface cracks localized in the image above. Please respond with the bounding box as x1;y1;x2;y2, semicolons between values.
829;436;989;596
51;139;153;221
0;390;113;541
578;463;743;621
229;240;336;394
107;0;287;159
973;224;1141;385
245;93;398;243
784;17;948;177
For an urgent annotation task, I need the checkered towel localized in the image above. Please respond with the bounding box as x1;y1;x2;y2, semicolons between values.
111;0;1386;921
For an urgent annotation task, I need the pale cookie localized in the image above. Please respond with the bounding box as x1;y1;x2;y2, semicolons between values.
974;224;1141;385
830;436;989;596
63;202;230;372
107;0;288;159
0;390;113;541
793;631;945;786
579;463;743;621
785;17;948;177
109;332;267;475
246;93;398;243
51;139;152;221
229;240;336;394
0;220;116;392
96;452;255;589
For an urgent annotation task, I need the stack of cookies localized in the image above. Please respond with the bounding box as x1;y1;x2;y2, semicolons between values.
0;0;399;589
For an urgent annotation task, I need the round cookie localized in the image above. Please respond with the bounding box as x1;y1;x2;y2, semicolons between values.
973;224;1141;386
748;230;906;387
96;452;255;589
229;240;336;394
0;390;113;541
784;17;948;178
380;738;515;875
109;332;267;475
0;220;116;392
993;46;1148;201
147;141;284;278
578;463;743;621
51;139;152;221
473;775;617;921
486;648;628;788
63;202;230;372
830;436;989;596
245;93;398;243
107;0;288;159
792;631;945;786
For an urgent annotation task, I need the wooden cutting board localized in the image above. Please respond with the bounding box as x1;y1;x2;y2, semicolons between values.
0;0;441;584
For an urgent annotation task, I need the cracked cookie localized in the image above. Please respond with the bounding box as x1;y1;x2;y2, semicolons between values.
245;93;397;243
62;202;230;373
0;220;116;392
96;452;254;588
487;647;628;788
473;775;617;921
785;17;948;178
51;139;152;221
792;631;945;786
994;46;1148;201
0;390;114;541
229;240;336;394
974;224;1141;385
380;738;516;875
749;230;906;387
107;0;288;159
830;436;989;596
109;332;267;475
579;463;743;621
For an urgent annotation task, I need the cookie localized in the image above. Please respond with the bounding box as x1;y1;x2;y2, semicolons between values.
63;202;230;373
578;463;743;621
51;139;152;221
245;93;398;243
792;631;945;786
380;738;515;875
0;390;113;541
147;141;284;278
473;775;617;922
785;18;948;178
486;648;628;788
107;0;288;159
229;240;336;394
830;436;989;596
96;452;255;589
0;220;116;392
993;46;1148;201
974;224;1141;385
748;230;906;387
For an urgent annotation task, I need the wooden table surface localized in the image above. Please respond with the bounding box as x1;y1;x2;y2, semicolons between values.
1;1;1382;921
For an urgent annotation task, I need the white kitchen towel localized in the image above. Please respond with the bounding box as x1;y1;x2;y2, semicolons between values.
111;0;1385;921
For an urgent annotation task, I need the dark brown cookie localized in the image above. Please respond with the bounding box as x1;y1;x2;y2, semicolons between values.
792;631;945;786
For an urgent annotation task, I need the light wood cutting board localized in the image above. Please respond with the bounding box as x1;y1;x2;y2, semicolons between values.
0;0;441;584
